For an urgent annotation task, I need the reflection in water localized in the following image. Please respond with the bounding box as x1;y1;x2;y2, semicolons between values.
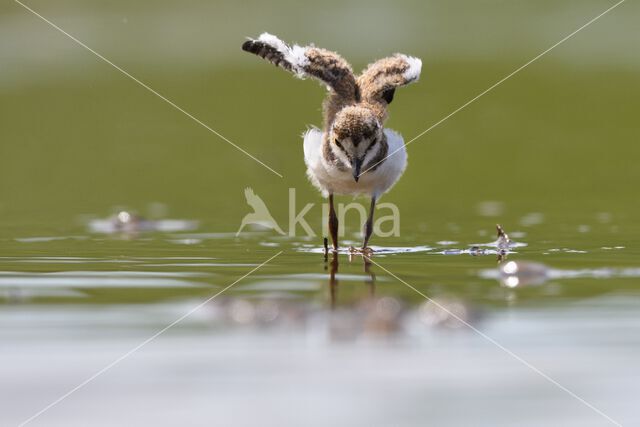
324;252;404;340
3;288;85;304
297;224;529;259
418;297;477;330
326;252;377;308
3;296;637;427
14;236;89;243
324;254;406;339
87;210;199;236
0;265;214;304
329;296;405;341
482;260;640;289
498;260;549;288
208;297;309;330
301;244;432;255
179;253;483;342
0;272;207;290
326;251;339;310
204;253;479;341
362;255;376;298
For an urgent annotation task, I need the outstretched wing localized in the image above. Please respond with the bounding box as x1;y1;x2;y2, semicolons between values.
242;33;357;100
357;54;422;105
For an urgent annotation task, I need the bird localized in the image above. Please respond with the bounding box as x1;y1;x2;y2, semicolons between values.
236;187;286;236
242;33;421;252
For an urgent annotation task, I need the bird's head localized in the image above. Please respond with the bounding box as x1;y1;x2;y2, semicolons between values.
330;106;383;182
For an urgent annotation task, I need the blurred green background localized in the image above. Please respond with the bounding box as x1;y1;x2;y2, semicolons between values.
1;0;638;237
2;4;640;426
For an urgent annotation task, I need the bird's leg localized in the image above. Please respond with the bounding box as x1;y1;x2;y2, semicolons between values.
323;237;329;260
328;193;339;251
362;196;376;251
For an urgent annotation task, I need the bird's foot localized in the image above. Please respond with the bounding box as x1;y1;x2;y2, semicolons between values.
348;246;374;256
323;237;339;258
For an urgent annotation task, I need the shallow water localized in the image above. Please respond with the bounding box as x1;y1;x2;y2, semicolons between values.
2;0;640;426
2;217;640;426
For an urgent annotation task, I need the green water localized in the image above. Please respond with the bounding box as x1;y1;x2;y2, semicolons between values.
1;1;639;426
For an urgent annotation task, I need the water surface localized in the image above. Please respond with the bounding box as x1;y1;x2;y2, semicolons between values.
1;0;639;426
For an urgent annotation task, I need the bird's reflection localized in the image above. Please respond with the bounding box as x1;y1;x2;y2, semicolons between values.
199;252;480;340
325;251;339;309
324;251;379;308
361;254;376;298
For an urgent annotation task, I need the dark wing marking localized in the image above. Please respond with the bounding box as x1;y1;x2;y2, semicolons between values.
381;88;395;104
358;54;421;104
242;39;293;72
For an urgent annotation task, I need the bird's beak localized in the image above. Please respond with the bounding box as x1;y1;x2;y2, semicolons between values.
352;159;362;183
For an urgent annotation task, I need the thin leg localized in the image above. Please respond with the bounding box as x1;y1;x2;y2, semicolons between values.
362;196;376;249
328;193;339;251
329;252;339;309
323;237;329;260
363;256;376;297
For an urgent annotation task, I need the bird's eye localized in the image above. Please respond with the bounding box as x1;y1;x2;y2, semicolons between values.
334;139;344;150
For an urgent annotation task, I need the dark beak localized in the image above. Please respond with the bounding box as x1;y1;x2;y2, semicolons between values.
352;159;362;182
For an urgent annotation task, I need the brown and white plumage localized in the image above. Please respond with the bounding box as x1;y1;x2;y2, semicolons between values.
242;33;357;100
242;33;422;251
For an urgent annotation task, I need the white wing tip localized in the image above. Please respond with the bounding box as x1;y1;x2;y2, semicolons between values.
257;32;309;74
290;45;310;70
257;33;290;57
399;54;422;82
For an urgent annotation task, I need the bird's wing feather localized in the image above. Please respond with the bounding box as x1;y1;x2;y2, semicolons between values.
357;54;422;105
242;33;357;99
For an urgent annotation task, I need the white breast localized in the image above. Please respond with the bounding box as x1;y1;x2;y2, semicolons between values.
303;128;407;198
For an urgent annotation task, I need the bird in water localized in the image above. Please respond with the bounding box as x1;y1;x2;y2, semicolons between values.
242;33;422;253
